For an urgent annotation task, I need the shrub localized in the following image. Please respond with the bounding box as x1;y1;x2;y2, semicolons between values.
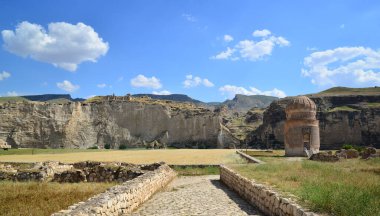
87;146;98;149
119;144;127;150
342;144;353;150
104;144;111;149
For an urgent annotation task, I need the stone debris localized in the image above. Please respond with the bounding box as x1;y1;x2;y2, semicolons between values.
309;152;340;162
336;149;360;159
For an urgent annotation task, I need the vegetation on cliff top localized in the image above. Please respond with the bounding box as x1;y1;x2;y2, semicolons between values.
315;86;380;96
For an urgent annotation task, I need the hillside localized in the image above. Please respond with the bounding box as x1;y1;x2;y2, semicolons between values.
132;94;202;104
309;86;380;96
221;94;279;112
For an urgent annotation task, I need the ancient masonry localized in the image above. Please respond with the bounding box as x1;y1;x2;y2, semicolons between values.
53;163;176;215
284;96;320;157
220;165;319;216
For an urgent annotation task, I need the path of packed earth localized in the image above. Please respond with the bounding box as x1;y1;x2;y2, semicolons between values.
130;175;263;216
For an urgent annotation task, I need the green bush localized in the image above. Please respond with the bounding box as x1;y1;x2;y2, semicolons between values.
119;144;127;150
353;145;365;152
342;144;353;150
87;146;98;149
104;144;111;149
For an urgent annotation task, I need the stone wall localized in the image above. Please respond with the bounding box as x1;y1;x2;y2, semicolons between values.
236;151;265;164
53;164;177;216
220;165;318;216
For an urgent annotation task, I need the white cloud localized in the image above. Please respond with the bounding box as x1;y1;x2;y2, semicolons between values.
211;47;235;60
182;13;197;22
252;29;271;37
0;71;11;81
183;75;215;88
97;83;107;88
130;74;162;89
306;47;318;51
302;46;380;86
212;29;289;61
152;90;171;95
6;91;18;96
223;34;234;42
57;80;80;92
2;21;109;71
219;85;286;99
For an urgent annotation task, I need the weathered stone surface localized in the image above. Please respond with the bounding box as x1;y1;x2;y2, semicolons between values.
336;149;360;159
0;99;238;149
361;147;377;159
310;152;340;162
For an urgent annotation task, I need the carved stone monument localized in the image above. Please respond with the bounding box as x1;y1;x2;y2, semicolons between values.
284;96;320;156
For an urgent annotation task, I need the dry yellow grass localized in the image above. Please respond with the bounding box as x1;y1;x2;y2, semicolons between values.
0;181;115;216
0;149;242;165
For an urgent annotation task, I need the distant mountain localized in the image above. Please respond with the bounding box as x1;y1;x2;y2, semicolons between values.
221;94;279;112
22;94;85;102
0;94;85;103
133;94;203;104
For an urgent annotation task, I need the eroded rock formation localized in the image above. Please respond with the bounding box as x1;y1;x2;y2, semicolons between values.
0;97;239;149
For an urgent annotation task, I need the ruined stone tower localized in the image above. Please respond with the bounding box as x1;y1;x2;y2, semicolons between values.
284;96;320;156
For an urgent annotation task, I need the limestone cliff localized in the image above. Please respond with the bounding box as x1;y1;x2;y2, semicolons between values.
249;95;380;149
0;97;239;149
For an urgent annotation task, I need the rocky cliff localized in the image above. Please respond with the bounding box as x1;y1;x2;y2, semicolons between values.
0;96;239;149
249;94;380;149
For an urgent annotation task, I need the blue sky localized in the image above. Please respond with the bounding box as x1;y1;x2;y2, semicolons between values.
0;0;380;102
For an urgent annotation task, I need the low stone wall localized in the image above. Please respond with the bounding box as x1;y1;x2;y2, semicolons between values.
220;165;318;216
0;161;73;182
53;163;177;216
236;151;265;164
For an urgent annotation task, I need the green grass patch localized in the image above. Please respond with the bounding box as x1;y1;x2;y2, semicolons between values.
230;157;380;216
328;106;360;112
0;181;116;216
0;96;30;103
171;165;220;176
316;86;380;96
0;148;106;156
366;102;380;108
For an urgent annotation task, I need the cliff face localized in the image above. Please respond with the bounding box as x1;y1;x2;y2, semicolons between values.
0;99;239;149
250;95;380;149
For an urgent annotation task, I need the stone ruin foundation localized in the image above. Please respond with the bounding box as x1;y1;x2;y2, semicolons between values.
0;161;163;183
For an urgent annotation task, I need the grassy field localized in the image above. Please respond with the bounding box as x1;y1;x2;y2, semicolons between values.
314;86;380;96
0;149;242;165
171;165;220;176
0;181;115;216
230;157;380;216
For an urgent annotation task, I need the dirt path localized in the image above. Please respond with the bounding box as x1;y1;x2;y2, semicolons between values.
130;175;263;216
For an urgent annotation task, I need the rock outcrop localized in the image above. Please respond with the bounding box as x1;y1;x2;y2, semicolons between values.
0;96;239;149
250;94;380;149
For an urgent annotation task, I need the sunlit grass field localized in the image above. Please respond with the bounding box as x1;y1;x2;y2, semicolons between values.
230;157;380;216
0;181;116;216
0;149;242;165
